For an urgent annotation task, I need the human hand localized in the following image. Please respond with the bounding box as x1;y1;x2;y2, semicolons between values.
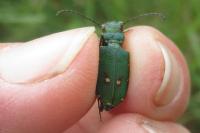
0;26;190;133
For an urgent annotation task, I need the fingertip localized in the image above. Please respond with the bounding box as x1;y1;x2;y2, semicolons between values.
113;26;190;121
0;27;96;83
99;114;147;133
0;30;99;133
99;114;190;133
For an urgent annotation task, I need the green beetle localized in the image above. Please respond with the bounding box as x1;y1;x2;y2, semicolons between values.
56;10;164;117
96;21;129;112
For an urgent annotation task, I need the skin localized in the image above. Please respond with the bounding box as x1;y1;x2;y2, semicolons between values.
0;26;190;133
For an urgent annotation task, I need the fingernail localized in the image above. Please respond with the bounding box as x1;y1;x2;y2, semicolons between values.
154;42;182;106
142;122;157;133
0;27;95;83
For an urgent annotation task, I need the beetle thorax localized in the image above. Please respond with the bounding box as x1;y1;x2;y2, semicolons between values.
101;21;124;47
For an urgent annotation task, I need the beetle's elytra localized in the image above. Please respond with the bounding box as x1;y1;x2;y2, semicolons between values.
96;21;129;112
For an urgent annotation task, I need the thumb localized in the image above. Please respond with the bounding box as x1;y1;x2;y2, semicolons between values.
0;27;99;133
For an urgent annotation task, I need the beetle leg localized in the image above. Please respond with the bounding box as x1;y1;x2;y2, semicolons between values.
100;37;103;46
97;96;104;112
100;35;106;46
97;97;103;121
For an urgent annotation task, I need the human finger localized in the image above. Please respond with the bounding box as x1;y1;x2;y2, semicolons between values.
0;27;99;133
111;26;190;121
98;114;190;133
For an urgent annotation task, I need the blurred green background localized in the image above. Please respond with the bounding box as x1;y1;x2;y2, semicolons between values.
0;0;199;132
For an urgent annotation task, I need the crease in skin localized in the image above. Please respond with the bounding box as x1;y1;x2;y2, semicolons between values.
142;123;157;133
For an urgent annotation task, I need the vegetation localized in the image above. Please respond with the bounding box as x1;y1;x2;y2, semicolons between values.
0;0;199;132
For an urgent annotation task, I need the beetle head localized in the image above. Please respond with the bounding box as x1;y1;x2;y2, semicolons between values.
101;21;124;32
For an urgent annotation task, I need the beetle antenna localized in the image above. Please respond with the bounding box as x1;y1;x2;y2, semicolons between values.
124;12;165;25
56;10;101;27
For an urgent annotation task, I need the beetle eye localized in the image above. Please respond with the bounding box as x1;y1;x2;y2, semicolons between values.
119;22;124;31
120;21;124;25
120;25;123;31
101;24;106;31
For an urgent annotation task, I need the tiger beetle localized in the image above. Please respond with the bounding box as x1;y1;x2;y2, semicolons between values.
57;10;164;119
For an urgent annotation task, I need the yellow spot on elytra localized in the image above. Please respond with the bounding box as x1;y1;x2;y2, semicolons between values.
116;80;121;85
120;98;124;101
105;77;111;83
